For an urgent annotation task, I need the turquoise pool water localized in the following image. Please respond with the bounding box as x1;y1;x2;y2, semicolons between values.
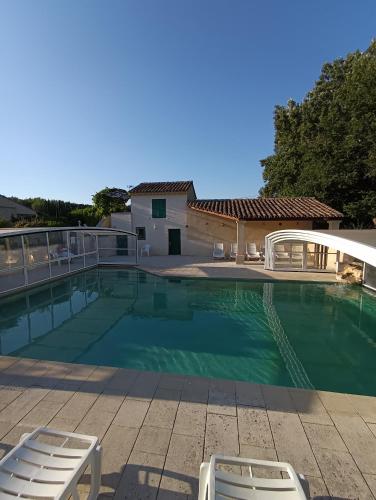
0;268;375;395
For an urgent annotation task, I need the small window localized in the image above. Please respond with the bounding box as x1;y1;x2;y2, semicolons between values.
136;227;146;240
152;199;166;218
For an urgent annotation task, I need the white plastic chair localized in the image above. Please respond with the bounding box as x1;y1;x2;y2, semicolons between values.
0;427;101;499
246;242;261;261
198;454;307;500
230;243;238;259
140;244;151;257
213;242;225;259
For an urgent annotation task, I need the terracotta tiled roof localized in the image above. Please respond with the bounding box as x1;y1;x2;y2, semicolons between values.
188;197;343;221
129;181;194;194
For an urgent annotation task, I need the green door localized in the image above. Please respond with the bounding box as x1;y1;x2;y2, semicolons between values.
116;235;128;256
168;229;181;255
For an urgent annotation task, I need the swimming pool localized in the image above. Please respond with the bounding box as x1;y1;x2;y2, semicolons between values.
0;268;375;395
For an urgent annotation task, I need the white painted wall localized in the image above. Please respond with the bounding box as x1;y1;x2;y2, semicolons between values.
111;212;132;231
110;185;208;256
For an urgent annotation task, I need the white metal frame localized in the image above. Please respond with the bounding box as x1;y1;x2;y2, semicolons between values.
265;229;376;273
364;262;376;291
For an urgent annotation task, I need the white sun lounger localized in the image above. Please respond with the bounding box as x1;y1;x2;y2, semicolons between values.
230;243;238;259
213;242;225;259
198;454;307;500
0;427;101;499
274;244;290;259
246;242;261;260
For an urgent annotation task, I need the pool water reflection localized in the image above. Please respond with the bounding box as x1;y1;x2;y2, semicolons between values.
0;269;375;395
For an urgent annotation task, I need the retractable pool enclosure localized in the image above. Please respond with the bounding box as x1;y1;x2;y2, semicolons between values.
0;227;138;296
264;229;376;290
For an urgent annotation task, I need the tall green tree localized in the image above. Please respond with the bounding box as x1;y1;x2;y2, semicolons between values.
92;187;129;217
260;40;376;227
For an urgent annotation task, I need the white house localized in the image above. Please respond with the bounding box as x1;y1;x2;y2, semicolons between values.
110;180;343;260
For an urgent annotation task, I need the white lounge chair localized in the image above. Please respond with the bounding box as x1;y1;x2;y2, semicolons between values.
230;243;238;259
0;427;101;499
246;242;261;260
275;244;289;260
213;242;225;259
140;244;151;257
291;244;303;260
198;454;307;500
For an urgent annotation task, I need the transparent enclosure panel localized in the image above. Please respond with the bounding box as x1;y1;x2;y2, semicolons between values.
51;259;69;277
84;233;97;253
27;264;50;284
127;235;137;257
97;234;137;264
24;233;48;265
69;232;84;256
97;235;115;250
273;241;303;269
85;253;97;268
0;235;24;271
48;231;69;259
116;235;128;256
364;264;376;290
70;256;85;272
0;268;25;293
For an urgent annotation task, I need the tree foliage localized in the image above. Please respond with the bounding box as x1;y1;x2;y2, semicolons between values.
69;207;100;226
10;196;90;221
5;187;129;228
92;187;129;217
260;40;376;227
7;196;96;227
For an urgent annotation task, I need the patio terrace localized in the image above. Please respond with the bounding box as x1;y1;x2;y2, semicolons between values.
0;356;375;499
137;256;338;282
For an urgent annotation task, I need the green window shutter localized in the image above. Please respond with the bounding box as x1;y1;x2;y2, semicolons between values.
152;199;166;218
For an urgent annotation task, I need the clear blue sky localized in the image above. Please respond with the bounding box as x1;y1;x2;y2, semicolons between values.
1;1;375;204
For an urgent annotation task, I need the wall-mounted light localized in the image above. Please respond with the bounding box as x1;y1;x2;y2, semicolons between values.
153;224;157;230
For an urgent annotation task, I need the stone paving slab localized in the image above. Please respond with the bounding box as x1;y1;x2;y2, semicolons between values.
0;356;375;499
268;410;321;477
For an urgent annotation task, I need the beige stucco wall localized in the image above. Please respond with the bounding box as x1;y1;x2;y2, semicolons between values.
186;209;313;256
185;210;236;256
243;220;313;250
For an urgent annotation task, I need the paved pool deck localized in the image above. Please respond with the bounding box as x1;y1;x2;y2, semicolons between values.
0;356;375;499
137;256;338;282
